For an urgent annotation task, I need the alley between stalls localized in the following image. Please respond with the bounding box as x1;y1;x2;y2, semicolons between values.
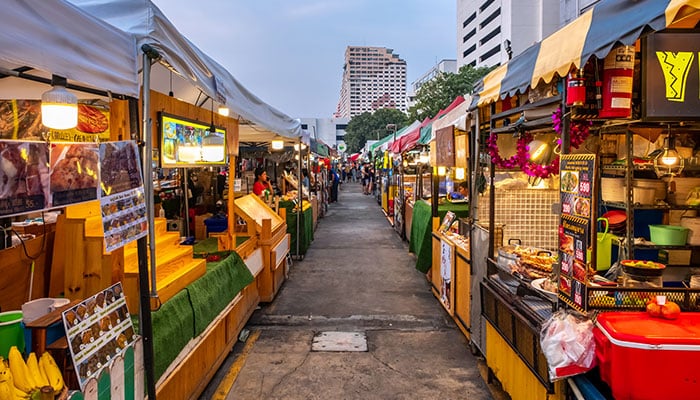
198;182;495;399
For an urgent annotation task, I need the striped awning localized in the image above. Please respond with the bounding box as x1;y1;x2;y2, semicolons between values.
472;0;700;108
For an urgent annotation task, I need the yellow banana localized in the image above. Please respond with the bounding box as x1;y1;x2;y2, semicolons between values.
0;381;12;400
38;353;63;395
12;386;29;400
7;347;36;394
23;355;46;391
0;379;12;400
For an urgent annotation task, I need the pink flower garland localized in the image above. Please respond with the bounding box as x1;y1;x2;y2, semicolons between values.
487;108;591;179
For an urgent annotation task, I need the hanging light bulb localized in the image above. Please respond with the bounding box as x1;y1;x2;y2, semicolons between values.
271;140;284;150
419;151;430;165
528;139;552;164
41;75;78;130
217;106;230;117
437;166;447;176
455;167;466;180
654;129;685;177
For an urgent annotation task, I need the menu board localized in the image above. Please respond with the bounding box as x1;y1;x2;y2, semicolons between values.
99;141;148;252
558;154;596;311
0;141;50;217
62;283;136;390
49;143;100;207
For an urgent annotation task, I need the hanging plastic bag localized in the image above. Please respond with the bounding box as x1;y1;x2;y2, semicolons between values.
540;309;596;381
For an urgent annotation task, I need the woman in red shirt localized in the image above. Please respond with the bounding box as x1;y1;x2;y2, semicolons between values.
253;167;273;197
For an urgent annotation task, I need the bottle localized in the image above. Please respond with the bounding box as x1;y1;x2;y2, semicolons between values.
159;207;166;218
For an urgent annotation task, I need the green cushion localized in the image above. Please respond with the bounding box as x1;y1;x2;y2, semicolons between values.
186;252;254;336
151;289;194;380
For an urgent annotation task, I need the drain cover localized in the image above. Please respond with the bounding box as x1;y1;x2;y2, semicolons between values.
312;331;367;352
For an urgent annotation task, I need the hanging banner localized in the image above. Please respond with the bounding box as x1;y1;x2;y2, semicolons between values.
0;140;50;217
0;100;111;142
49;143;100;207
99;141;147;252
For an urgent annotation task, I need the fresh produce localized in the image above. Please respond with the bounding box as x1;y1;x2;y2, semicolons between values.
646;301;662;317
646;296;681;320
0;357;15;400
7;347;37;395
2;347;64;399
661;301;681;320
25;353;48;390
39;351;64;395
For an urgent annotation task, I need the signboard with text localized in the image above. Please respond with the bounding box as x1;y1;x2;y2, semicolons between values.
558;154;596;311
643;31;700;120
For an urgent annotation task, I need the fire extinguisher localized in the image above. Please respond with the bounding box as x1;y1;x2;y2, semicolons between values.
566;70;586;107
599;45;635;118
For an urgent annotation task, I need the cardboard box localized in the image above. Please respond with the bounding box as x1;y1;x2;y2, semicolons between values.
194;213;212;240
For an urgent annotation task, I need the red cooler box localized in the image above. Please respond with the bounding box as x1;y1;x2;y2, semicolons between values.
594;312;700;400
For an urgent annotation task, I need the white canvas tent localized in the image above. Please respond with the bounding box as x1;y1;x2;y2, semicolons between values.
430;96;470;141
0;0;139;99
69;0;302;143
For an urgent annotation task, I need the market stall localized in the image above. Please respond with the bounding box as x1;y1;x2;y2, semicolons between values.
0;2;150;398
467;1;700;399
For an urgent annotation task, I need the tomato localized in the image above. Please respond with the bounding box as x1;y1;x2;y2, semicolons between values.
661;301;681;320
646;302;662;318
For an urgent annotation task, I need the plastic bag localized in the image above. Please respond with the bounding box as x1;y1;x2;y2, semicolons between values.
540;309;596;381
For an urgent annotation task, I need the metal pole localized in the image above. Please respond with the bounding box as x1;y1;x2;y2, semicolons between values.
297;139;302;258
139;44;158;400
183;168;190;238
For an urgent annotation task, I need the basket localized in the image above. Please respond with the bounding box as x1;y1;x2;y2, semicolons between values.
649;225;690;245
681;217;700;245
601;178;625;202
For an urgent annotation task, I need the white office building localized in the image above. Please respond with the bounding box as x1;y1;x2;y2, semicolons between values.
457;0;560;68
300;117;349;153
407;59;458;109
336;46;407;118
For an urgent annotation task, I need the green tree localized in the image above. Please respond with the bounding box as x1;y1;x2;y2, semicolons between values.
344;108;407;153
407;64;493;122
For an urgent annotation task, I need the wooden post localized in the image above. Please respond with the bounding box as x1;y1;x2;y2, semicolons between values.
226;155;236;251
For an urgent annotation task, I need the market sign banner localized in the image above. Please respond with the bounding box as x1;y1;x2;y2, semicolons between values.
642;31;700;120
0;100;111;142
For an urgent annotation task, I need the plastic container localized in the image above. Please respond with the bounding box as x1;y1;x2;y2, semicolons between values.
649;224;689;245
0;311;24;358
594;312;700;400
22;298;70;324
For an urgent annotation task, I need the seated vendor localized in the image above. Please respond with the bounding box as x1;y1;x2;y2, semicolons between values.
450;181;469;200
253;167;273;197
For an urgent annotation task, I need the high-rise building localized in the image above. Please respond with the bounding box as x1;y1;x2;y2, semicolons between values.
457;0;560;69
335;46;407;118
407;59;457;109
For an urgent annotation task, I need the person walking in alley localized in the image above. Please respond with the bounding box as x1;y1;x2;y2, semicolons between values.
330;168;340;202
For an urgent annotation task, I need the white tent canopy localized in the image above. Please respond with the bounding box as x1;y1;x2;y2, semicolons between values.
430;96;471;142
69;0;301;142
0;0;139;99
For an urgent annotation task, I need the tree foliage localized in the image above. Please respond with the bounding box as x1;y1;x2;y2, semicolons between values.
344;108;408;153
407;64;494;122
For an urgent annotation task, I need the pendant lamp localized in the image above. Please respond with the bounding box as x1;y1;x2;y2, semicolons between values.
41;75;78;130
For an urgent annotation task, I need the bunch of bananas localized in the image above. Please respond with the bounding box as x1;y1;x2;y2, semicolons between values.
0;346;64;399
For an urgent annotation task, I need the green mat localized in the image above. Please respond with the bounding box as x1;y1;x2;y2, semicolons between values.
151;290;194;380
186;252;254;336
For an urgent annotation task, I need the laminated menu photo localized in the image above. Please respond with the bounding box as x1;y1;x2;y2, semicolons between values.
62;282;137;390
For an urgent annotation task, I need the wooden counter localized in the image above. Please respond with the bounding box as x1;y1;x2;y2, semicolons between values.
0;232;55;311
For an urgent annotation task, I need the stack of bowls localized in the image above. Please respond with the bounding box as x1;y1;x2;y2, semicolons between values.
602;210;627;234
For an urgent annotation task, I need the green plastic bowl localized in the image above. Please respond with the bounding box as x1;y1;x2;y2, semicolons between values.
649;225;690;246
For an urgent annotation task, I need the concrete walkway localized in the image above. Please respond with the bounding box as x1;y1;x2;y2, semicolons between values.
202;182;493;399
